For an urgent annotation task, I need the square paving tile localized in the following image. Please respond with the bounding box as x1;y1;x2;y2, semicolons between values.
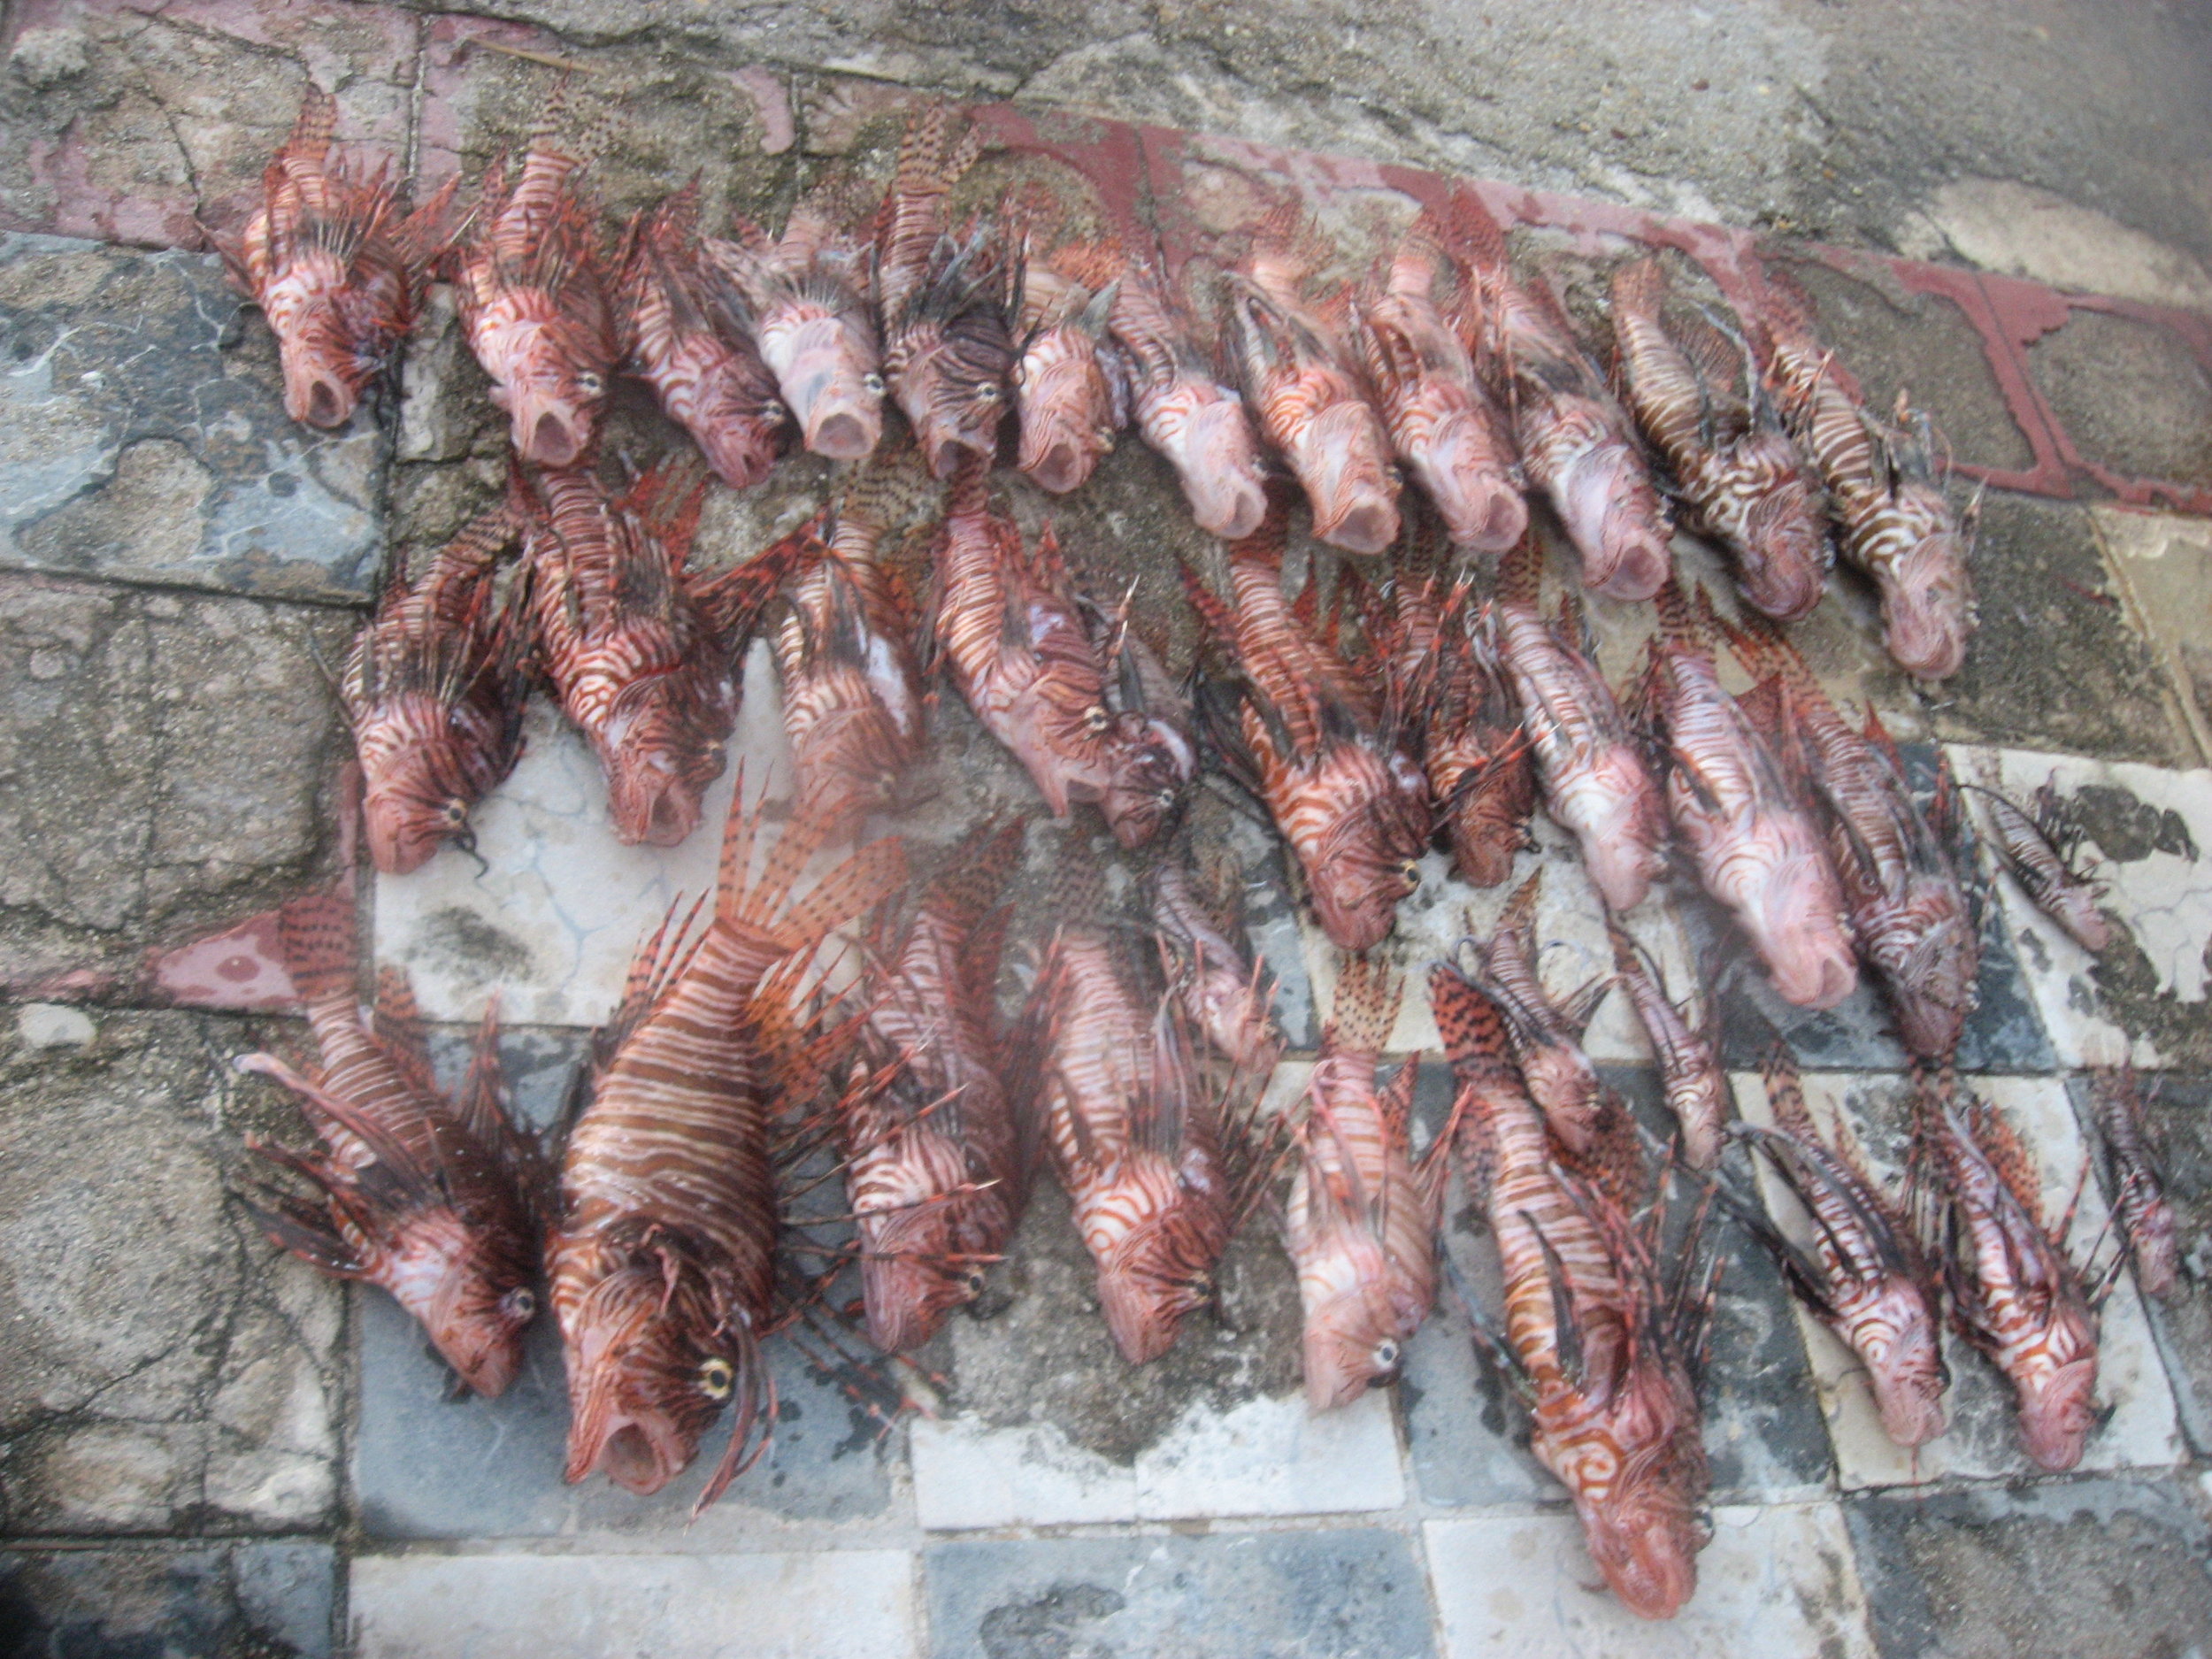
2096;504;2212;758
0;1541;335;1659
924;1529;1435;1659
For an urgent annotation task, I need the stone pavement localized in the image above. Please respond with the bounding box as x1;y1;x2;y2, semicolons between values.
6;3;2212;1655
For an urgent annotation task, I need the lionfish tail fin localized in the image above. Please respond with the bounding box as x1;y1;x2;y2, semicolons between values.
1326;952;1404;1057
277;889;358;1010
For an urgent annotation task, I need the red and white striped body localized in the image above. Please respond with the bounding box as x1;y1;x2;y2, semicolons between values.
1108;264;1269;539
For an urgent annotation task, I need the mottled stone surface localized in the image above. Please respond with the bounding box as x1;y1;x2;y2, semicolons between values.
0;1540;335;1659
2031;309;2212;489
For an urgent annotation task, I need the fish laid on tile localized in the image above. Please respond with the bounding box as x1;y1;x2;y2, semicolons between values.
1606;918;1729;1171
842;821;1029;1352
1012;234;1128;494
236;893;545;1398
2086;1064;2180;1297
1434;961;1713;1621
611;181;787;489
1226;203;1402;555
930;461;1193;848
1185;502;1430;950
344;507;528;875
1106;259;1270;539
1973;780;2115;954
550;792;907;1509
1483;536;1667;913
1759;269;1976;679
1148;858;1285;1078
215;88;454;429
449;132;618;469
1286;956;1451;1409
1610;257;1827;622
1463;869;1612;1157
1638;577;1856;1010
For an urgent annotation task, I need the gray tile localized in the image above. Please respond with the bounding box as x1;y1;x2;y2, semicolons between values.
0;1542;334;1659
924;1530;1435;1659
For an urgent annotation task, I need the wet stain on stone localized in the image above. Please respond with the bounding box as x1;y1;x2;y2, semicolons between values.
979;1583;1125;1659
2067;782;2200;865
413;907;534;983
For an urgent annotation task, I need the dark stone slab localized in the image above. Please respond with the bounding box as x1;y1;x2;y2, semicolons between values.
1844;1478;2212;1659
2030;309;2212;490
924;1529;1436;1659
0;1541;334;1659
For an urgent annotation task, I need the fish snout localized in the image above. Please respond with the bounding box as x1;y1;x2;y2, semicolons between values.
810;405;878;461
1025;434;1087;495
524;406;588;468
2018;1354;2100;1471
1766;926;1858;1011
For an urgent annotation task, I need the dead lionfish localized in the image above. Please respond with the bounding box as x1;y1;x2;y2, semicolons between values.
1286;957;1451;1409
550;790;906;1507
611;181;787;489
1448;188;1671;601
1354;209;1526;552
343;508;528;875
1483;536;1668;913
236;893;543;1398
1434;962;1713;1620
1610;259;1827;622
2086;1064;2181;1297
705;176;885;460
842;821;1029;1352
449;134;618;469
1760;270;1975;679
1460;869;1611;1156
520;461;796;848
1012;234;1127;494
930;461;1193;848
214;89;454;428
1729;1053;1947;1447
1606;918;1729;1171
1914;1070;2103;1471
1640;577;1856;1010
1973;780;2114;954
1719;608;1979;1060
1185;503;1431;951
1106;259;1269;539
1148;858;1284;1078
1227;202;1402;555
877;108;1017;480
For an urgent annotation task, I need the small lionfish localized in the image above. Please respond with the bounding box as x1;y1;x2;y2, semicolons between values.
1148;858;1284;1078
1606;918;1729;1171
1461;870;1612;1157
2086;1064;2181;1297
1973;780;2114;954
1012;233;1127;494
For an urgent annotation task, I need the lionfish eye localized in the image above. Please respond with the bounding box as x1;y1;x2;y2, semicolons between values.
503;1286;536;1321
576;372;605;397
962;1269;987;1297
697;1356;735;1400
763;401;788;426
1399;860;1422;890
1374;1340;1400;1371
975;381;1002;403
863;372;886;396
439;798;470;829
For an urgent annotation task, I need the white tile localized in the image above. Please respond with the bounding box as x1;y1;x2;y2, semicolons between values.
1735;1070;2184;1487
1424;1502;1878;1658
349;1549;918;1659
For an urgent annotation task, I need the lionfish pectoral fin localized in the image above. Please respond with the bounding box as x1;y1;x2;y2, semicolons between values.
1554;972;1616;1041
1520;1211;1585;1391
692;1317;779;1518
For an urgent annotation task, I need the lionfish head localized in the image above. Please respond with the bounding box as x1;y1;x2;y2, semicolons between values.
1745;856;1857;1011
1578;1484;1704;1621
358;718;482;874
1306;758;1429;951
273;277;377;428
1422;411;1528;554
1863;1294;1950;1449
1099;718;1194;850
1092;1157;1232;1365
857;1206;992;1355
388;1214;539;1398
1302;402;1400;556
1178;396;1269;541
689;384;787;493
901;317;1015;480
500;345;607;469
763;311;886;460
1555;433;1668;602
1191;969;1282;1075
559;1267;744;1495
1739;485;1826;621
1576;753;1666;915
600;684;732;848
1445;793;1525;889
1881;525;1973;680
1015;342;1117;494
1299;1284;1410;1411
2016;1351;2100;1472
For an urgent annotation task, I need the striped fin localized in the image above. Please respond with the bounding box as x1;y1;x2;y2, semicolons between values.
277;890;358;1010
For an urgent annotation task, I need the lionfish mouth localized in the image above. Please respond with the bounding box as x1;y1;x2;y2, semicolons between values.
569;1409;689;1495
811;407;875;460
290;373;353;429
1027;436;1086;495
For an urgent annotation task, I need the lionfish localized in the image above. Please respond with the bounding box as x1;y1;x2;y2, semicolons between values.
705;177;885;460
1606;918;1730;1171
2086;1064;2181;1297
1759;271;1976;679
1609;258;1827;623
1448;188;1671;602
1434;962;1713;1621
549;790;906;1508
1483;537;1668;914
1106;260;1270;539
1226;204;1402;555
1354;211;1526;552
1730;1053;1948;1448
1461;870;1611;1156
1639;578;1856;1010
343;508;528;875
449;134;618;469
841;821;1029;1352
611;182;787;490
1973;780;2114;954
1148;859;1284;1078
1184;503;1431;951
930;461;1193;848
877;107;1017;480
1012;234;1127;494
519;462;795;848
1718;608;1979;1059
1286;958;1451;1409
1913;1071;2103;1471
236;893;544;1398
215;89;453;428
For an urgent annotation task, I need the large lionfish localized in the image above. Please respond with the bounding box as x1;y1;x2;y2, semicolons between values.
1606;918;1730;1171
2086;1064;2181;1298
215;89;454;429
841;821;1029;1352
1434;962;1713;1621
1012;233;1127;494
1639;578;1856;1010
1759;271;1976;680
343;508;528;875
930;462;1192;848
1609;258;1827;623
1226;203;1402;556
449;134;618;469
236;893;544;1398
550;791;906;1508
877;107;1017;480
611;182;787;490
1286;958;1451;1409
1106;260;1270;540
1973;780;2114;955
1730;1053;1948;1448
1148;859;1283;1078
1483;537;1668;914
1448;188;1671;602
1718;609;1979;1059
1185;503;1431;951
